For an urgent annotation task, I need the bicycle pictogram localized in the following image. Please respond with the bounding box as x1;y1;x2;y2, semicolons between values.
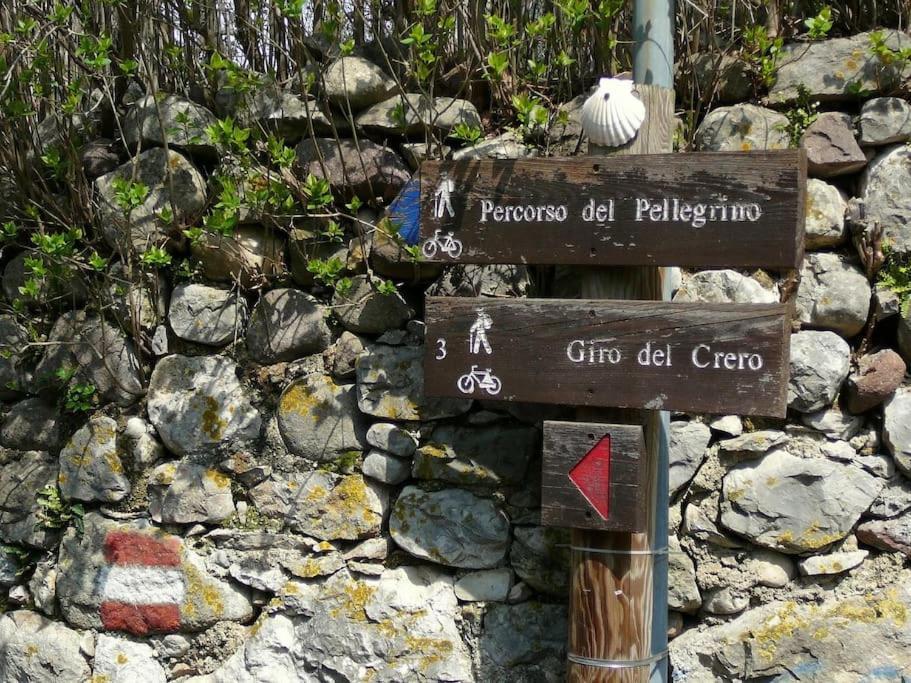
457;365;502;396
421;229;463;259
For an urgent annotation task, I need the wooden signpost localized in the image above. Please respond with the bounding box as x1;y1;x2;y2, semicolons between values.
419;151;805;268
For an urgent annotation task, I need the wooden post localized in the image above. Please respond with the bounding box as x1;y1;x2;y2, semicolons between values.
567;1;675;676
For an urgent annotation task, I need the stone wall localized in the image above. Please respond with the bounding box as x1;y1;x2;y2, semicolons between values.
0;32;910;683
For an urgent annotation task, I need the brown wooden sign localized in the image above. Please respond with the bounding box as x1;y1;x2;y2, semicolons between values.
542;421;647;531
424;297;790;417
419;150;805;269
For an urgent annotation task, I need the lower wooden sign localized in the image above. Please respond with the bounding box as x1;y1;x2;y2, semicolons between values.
423;297;790;417
542;421;646;531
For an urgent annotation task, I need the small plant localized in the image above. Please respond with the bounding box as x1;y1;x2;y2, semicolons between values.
877;248;911;317
804;6;833;40
512;92;549;136
111;177;149;214
778;85;819;147
451;122;483;144
35;485;84;535
322;220;345;243
307;256;346;287
140;246;172;268
742;25;783;91
64;382;96;413
375;279;398;296
302;174;333;210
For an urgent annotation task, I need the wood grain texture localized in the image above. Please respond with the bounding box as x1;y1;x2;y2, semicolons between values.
423;296;790;418
542;421;647;532
419;149;805;269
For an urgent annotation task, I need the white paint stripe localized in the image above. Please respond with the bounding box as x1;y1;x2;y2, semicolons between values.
101;566;186;604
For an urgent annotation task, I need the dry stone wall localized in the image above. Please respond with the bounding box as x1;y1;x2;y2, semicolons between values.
0;31;910;683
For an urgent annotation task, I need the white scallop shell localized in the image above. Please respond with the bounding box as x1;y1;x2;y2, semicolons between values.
581;78;646;147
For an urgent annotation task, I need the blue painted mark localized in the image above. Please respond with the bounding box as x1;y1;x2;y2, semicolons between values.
770;660;822;681
385;177;420;245
861;665;904;681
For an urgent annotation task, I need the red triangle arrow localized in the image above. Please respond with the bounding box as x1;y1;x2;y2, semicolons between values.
568;435;612;520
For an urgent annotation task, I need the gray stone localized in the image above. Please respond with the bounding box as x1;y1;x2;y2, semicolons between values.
413;424;536;486
801;112;867;178
246;288;331;363
846;349;906;414
0;551;17;588
788;331;851;413
693;104;789;152
356;93;481;135
769;31;911;104
454;569;513;602
703;587;748;616
147;354;262;457
331;274;412;334
509;526;570;596
801;405;864;440
58;415;129;503
748;550;795;588
452;131;533;160
148;462;234;524
1;251;87;308
168;284;246;347
720;449;883;553
390;486;510;568
296;138;409;202
0;399;62;452
57;513;252;631
798;550;868;576
227;560;287;593
859;144;911;257
361;449;410;485
0;316;27;398
796;252;871;337
94;634;166;683
107;266;166;332
709;415;742;436
356;343;472;421
28;560;56;616
672;269;778;304
718;430;787;460
884;387;911;477
668;535;701;614
858;97;911;145
123;93;219;157
804;178;847;248
35;311;145;407
669;421;711;497
856;513;911;555
95;148;206;251
869;476;911;519
325;331;366;380
427;263;533;298
0;610;91;682
191;225;285;288
276;374;365;461
0;450;59;549
322;56;396;111
480;602;566;670
365;422;417;457
687;53;752;103
400;141;451;170
122;416;165;468
236;83;336;139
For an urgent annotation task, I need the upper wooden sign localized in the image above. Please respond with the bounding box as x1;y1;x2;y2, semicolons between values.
419;150;806;269
424;297;790;417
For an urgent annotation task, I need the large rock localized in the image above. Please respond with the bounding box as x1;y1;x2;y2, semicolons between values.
0;450;59;549
276;374;365;461
296;138;409;202
93;634;167;683
0;398;62;452
245;288;331;363
0;316;27;399
356;343;472;421
804;178;847;249
191;225;286;288
669;421;712;497
720;449;882;553
884;387;911;477
236;82;336;139
859;144;911;256
56;513;252;633
147;355;262;457
858;97;911;146
508;526;569;596
693;104;789;151
1;251;86;309
95;148;206;251
787;330;851;412
123;93;219;157
452;131;533;160
148;462;234;524
796;252;871;337
331;274;412;334
366;422;417;457
390;486;510;568
479;603;566;673
58;414;130;503
356;93;481;135
671;582;911;680
413;423;536;485
35;311;145;407
668;535;701;614
322;56;396;111
686;53;752;103
769;30;911;103
168;284;246;346
845;349;906;414
801;112;867;178
672;269;778;304
0;610;91;682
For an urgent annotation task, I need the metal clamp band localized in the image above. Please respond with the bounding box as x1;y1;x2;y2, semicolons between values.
565;545;670;556
568;650;668;669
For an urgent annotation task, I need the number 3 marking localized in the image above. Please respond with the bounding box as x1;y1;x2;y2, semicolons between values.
435;338;447;360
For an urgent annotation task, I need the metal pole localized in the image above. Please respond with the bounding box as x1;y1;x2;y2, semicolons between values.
633;0;675;89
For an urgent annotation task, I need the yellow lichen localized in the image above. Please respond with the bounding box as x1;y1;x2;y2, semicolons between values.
116;652;128;665
329;579;377;621
748;602;808;660
104;452;124;474
200;396;227;441
205;469;230;489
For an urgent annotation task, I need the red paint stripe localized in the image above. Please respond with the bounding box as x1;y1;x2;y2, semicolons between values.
104;531;181;567
101;602;181;635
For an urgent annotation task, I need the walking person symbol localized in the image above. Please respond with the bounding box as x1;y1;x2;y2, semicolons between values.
469;310;493;355
434;173;455;218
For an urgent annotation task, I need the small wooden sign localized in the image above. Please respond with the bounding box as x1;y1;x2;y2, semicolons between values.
419;150;805;269
424;296;790;417
542;421;647;531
